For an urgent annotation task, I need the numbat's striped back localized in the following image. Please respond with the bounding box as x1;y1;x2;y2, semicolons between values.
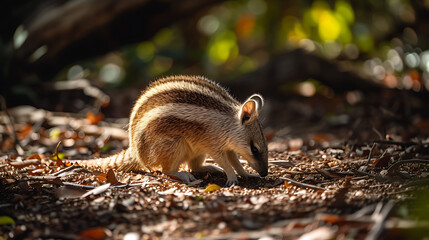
74;75;268;186
130;75;240;133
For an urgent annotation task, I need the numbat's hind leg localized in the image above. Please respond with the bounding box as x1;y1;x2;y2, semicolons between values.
156;138;197;183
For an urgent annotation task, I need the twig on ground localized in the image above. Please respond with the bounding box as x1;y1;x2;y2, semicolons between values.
62;182;96;189
1;175;62;189
26;175;61;181
374;140;418;148
365;200;395;240
387;159;429;175
52;165;82;176
315;168;345;179
8;159;41;167
365;143;378;166
280;177;326;191
283;170;319;175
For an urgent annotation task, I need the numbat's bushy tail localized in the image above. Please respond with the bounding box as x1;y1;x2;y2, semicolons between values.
74;75;268;186
74;149;142;172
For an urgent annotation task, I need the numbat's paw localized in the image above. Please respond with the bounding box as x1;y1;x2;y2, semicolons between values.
172;171;197;183
225;176;239;187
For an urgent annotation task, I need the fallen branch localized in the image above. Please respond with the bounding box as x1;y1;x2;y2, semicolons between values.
373;140;418;148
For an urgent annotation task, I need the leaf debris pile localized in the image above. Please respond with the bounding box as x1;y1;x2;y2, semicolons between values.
1;107;429;239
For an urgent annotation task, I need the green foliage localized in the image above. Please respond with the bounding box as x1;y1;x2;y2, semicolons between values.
0;216;15;225
396;188;429;239
55;0;427;92
402;188;429;221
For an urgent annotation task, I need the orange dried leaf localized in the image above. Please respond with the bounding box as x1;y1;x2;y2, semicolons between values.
101;99;110;108
321;214;344;224
78;227;108;240
96;173;107;182
316;189;325;194
313;133;330;143
409;70;420;82
25;154;42;160
55;158;64;167
204;184;221;193
284;181;293;188
17;124;32;140
86;112;104;125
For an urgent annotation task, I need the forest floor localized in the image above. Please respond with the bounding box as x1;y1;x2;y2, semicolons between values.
2;96;429;239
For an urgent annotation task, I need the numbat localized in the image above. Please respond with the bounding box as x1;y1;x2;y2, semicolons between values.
78;75;268;186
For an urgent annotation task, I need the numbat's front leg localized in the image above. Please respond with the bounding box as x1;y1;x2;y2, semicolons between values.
226;151;260;179
212;152;239;186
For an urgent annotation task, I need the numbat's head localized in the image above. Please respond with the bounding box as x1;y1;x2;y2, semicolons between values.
234;94;268;176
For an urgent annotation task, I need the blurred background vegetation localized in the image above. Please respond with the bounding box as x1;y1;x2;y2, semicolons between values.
1;0;429;115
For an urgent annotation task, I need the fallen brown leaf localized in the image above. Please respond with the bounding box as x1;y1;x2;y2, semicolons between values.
78;227;110;240
106;169;122;186
86;112;104;125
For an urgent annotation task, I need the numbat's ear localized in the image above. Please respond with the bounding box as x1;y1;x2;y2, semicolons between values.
249;94;264;110
238;94;264;124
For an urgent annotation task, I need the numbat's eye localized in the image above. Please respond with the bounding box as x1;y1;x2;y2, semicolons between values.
250;141;259;155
